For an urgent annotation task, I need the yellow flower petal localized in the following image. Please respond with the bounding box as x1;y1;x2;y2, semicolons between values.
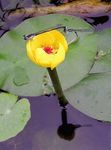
35;48;54;68
30;32;55;50
26;40;36;63
48;30;68;52
51;43;65;70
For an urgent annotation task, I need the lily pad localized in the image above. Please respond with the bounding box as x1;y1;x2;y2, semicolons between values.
63;28;111;122
57;33;97;90
0;92;31;141
65;72;111;121
0;14;97;96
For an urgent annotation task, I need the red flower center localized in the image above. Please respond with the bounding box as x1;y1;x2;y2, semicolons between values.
43;46;53;54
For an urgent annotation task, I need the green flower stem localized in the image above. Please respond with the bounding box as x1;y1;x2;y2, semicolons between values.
47;68;68;107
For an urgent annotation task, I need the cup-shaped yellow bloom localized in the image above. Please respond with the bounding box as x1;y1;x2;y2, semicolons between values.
26;30;68;70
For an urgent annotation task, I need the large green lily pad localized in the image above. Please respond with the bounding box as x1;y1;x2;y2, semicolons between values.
64;28;111;121
57;33;97;90
0;14;97;96
65;72;111;121
0;92;31;141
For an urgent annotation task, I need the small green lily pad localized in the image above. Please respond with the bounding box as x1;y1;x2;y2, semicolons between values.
0;92;31;141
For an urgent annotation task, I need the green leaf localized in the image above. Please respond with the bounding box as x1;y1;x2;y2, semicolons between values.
65;72;111;122
97;29;111;52
0;92;31;141
63;28;111;122
0;14;97;96
57;33;97;90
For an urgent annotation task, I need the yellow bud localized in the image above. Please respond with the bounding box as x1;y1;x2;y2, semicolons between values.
26;30;68;69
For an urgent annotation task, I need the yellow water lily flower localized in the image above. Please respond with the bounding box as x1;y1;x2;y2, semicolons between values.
26;30;68;70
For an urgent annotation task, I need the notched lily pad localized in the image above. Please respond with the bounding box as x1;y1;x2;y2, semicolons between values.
0;92;31;142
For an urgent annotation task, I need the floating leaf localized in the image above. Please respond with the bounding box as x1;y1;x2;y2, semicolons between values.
0;14;97;96
0;92;31;141
63;28;111;122
57;33;97;90
65;72;111;121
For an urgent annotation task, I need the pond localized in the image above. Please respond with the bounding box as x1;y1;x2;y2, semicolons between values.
1;95;111;150
0;0;111;150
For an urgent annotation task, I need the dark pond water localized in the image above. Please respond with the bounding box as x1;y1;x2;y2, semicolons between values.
0;95;111;150
0;0;111;150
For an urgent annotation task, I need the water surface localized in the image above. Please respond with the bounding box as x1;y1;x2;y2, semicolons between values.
0;1;111;150
0;95;111;150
